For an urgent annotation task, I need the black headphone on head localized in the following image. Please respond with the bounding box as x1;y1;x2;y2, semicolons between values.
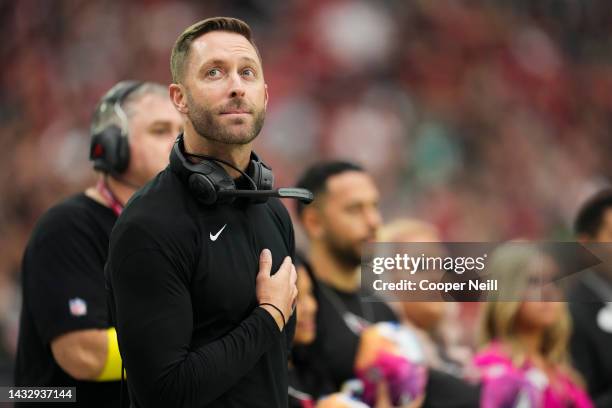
169;134;313;205
89;81;145;176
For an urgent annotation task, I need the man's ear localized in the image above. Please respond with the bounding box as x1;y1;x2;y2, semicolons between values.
169;83;189;114
302;205;325;240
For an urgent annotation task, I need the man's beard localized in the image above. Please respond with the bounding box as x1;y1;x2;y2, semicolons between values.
186;92;265;145
325;234;363;271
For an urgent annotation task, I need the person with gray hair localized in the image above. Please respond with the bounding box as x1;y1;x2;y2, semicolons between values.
14;80;181;407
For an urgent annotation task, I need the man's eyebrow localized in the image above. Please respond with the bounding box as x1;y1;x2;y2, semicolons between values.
206;56;259;65
239;56;259;65
200;58;228;68
147;120;173;127
198;56;261;73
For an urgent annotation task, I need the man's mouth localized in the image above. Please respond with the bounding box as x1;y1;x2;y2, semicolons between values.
220;109;251;115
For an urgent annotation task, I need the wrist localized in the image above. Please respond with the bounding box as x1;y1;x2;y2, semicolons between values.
259;303;285;332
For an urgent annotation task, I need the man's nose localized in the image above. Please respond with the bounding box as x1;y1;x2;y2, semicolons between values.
365;206;382;230
228;72;246;98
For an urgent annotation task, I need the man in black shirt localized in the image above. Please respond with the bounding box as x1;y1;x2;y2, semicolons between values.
106;17;300;408
569;189;612;408
296;162;481;407
295;161;396;388
14;81;182;407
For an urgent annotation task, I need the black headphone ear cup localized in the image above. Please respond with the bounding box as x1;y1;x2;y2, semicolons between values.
90;125;128;175
90;133;109;174
252;162;274;191
188;173;218;205
115;135;130;173
259;165;274;191
89;81;142;175
205;166;237;204
249;156;274;191
247;160;273;204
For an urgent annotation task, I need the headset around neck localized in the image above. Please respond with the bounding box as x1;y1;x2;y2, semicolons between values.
169;133;313;205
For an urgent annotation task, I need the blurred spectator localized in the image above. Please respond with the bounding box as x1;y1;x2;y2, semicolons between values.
295;161;397;389
475;245;593;407
296;164;480;408
13;81;181;406
374;219;481;408
570;189;612;408
378;219;473;377
289;255;337;407
354;322;427;407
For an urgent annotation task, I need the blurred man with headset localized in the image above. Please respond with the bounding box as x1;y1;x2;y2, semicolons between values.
14;81;182;407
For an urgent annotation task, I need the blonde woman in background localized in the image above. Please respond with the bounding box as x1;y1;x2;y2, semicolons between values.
474;244;593;408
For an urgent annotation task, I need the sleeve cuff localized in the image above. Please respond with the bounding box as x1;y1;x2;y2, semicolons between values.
253;306;284;337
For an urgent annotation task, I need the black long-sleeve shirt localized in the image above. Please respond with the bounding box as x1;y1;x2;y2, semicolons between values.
568;276;612;408
105;166;296;408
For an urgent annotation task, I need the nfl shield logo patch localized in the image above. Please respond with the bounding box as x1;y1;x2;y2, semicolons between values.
69;297;87;316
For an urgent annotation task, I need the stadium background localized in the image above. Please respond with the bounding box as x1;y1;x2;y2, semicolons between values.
1;0;612;386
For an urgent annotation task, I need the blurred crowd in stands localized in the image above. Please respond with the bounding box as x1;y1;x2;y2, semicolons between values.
2;0;612;401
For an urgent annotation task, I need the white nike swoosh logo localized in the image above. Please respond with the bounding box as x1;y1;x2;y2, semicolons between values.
209;224;227;241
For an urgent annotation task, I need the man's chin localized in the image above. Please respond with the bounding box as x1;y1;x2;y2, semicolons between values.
219;121;257;143
226;131;258;145
198;127;258;145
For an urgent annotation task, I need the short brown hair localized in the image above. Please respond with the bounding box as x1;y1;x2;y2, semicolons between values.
170;17;260;84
